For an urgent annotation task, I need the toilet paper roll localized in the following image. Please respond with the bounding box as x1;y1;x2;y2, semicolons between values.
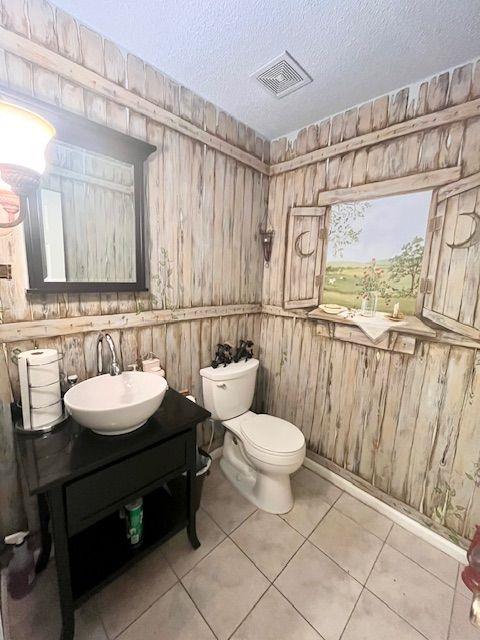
31;401;63;429
29;380;62;409
24;349;60;387
18;348;61;430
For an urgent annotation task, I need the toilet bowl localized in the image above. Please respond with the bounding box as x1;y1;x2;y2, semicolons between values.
200;359;306;514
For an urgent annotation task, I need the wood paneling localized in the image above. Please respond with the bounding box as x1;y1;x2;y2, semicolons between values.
0;0;267;329
0;25;269;173
258;315;480;542
270;96;480;176
263;60;480;544
0;303;261;343
284;207;327;308
1;0;480;548
422;180;480;340
0;0;267;538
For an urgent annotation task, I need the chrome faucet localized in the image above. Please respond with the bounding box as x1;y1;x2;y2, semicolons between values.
96;333;122;376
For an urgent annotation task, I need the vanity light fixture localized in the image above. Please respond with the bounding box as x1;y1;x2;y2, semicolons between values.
0;101;55;232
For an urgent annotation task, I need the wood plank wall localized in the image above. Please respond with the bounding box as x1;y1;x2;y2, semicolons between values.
260;59;480;543
0;0;267;397
0;0;267;534
1;0;480;547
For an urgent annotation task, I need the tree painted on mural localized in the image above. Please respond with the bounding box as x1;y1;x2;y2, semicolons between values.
328;201;370;257
389;236;424;296
323;193;431;314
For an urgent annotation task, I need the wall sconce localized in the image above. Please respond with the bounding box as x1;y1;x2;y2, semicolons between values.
0;101;55;233
259;228;274;265
259;206;275;266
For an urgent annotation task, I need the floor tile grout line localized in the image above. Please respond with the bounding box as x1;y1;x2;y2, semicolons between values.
333;501;394;543
180;535;271;640
227;532;283;583
178;580;223;640
269;528;380;634
226;508;259;537
277;512;309;538
108;579;181;640
201;467;459;640
160;517;227;581
456;563;463;594
271;536;310;586
335;490;395;527
362;586;432;640
270;498;373;593
306;534;379;585
381;540;458;591
307;490;460;592
306;495;458;592
225;580;272;640
270;582;327;639
89;597;110;640
179;535;231;581
271;536;362;640
363;539;444;640
307;505;387;583
385;526;460;589
338;537;388;640
281;496;337;539
446;585;458;640
202;500;257;537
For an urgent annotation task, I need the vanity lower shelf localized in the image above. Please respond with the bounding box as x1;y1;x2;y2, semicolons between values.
69;480;187;604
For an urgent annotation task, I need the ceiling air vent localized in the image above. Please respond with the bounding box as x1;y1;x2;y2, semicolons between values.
252;51;312;98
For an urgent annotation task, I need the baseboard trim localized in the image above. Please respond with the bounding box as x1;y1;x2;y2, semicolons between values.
303;455;467;564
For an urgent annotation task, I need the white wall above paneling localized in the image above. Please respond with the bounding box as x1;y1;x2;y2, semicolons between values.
51;0;480;139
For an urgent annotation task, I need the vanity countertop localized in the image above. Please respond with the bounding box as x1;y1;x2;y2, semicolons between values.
16;388;210;495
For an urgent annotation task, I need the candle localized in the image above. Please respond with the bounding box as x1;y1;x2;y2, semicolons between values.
393;303;400;318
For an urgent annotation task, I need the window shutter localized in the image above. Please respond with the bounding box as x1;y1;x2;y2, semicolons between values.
283;206;328;309
422;171;480;340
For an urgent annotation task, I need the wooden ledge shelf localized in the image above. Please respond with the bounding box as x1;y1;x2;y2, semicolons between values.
307;308;436;354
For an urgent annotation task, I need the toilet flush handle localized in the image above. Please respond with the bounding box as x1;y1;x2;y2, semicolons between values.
217;383;227;389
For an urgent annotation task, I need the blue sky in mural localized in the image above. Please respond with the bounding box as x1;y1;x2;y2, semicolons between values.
327;191;432;262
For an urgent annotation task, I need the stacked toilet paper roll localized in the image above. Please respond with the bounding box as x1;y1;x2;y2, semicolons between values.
18;348;63;430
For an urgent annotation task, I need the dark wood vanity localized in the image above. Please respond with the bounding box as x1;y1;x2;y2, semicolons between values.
16;389;210;640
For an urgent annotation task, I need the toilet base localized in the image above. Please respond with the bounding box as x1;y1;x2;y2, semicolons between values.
220;433;294;514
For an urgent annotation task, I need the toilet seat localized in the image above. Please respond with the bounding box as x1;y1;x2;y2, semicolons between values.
240;414;305;462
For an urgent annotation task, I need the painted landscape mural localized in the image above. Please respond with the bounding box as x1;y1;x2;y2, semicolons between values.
322;191;432;315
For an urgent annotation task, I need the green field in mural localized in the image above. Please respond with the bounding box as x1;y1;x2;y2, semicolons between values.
322;260;417;314
322;191;433;316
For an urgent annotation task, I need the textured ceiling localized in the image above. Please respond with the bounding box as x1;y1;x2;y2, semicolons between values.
52;0;480;139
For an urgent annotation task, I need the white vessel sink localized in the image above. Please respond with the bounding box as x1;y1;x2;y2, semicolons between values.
64;372;168;435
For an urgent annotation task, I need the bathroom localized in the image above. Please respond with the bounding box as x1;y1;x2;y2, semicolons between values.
0;0;479;638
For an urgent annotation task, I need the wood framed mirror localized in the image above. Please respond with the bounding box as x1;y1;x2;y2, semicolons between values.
0;88;156;293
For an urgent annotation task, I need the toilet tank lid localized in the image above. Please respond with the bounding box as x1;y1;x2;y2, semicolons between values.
200;358;259;381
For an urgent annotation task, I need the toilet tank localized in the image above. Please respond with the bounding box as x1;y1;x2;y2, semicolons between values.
200;358;259;420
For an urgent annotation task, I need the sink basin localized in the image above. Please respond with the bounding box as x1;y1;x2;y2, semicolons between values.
64;372;168;435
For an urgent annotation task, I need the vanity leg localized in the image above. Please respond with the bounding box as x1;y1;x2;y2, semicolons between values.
35;493;52;574
49;487;75;640
186;466;200;549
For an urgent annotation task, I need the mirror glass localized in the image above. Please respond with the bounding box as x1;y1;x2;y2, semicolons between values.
38;140;136;283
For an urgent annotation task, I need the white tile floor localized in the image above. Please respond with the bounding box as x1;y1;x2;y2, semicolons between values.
5;461;480;640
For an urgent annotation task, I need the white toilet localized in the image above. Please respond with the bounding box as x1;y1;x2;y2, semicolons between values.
200;358;306;514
